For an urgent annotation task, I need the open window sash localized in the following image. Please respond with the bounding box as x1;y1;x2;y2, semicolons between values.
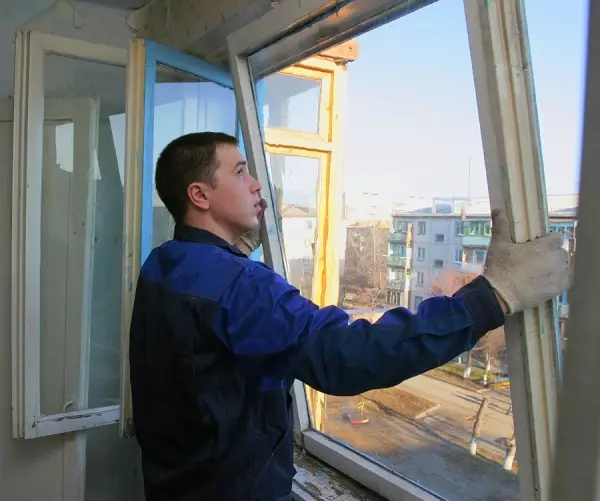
119;39;237;437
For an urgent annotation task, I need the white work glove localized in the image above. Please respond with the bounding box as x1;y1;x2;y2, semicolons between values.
237;198;268;255
483;210;570;315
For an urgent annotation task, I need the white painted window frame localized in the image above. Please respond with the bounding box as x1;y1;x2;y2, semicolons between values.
11;31;127;438
228;0;561;500
464;2;562;500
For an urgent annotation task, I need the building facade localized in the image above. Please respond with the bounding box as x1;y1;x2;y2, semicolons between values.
388;198;577;320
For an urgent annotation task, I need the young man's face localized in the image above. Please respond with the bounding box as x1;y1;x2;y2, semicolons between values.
207;144;263;240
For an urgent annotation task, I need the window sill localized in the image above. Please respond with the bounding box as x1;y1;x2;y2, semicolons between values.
292;446;384;500
294;431;441;501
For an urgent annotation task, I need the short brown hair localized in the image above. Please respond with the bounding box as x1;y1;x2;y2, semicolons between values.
155;132;238;223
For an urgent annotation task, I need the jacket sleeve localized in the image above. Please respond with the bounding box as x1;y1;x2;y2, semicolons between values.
212;263;505;396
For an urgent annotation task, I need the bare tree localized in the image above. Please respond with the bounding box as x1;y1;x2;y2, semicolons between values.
473;326;506;384
341;222;389;310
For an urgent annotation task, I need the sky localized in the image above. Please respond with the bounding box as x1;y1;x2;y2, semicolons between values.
336;0;588;199
143;0;589;207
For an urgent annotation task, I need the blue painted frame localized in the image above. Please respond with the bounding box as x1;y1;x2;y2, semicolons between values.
238;78;266;262
141;40;235;261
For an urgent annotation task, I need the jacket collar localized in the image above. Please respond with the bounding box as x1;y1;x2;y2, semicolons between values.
173;224;247;258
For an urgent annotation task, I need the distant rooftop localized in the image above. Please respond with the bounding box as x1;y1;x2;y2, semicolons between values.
391;194;578;219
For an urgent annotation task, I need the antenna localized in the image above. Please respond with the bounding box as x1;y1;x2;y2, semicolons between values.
468;156;472;200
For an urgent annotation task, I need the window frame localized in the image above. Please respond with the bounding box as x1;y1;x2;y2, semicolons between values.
263;145;328;300
454;248;463;264
11;31;127;439
119;38;238;438
257;54;347;434
464;1;562;499
551;4;597;495
227;0;562;499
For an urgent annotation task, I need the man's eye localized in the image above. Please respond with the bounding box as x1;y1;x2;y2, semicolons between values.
237;169;244;176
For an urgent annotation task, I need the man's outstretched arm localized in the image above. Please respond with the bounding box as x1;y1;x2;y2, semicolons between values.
211;210;569;395
212;264;503;396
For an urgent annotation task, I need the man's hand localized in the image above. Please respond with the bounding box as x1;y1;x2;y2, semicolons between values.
236;198;268;256
483;210;571;315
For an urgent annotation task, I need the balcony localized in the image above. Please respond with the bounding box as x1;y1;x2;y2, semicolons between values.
388;279;406;291
389;231;408;244
461;262;484;274
388;255;409;267
462;235;490;247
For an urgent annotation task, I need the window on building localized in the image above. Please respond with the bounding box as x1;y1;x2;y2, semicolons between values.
475;250;486;263
416;272;424;285
390;244;406;257
417;247;425;261
417;221;427;235
433;259;444;269
435;233;445;242
389;269;404;281
463;220;492;237
396;220;409;232
414;295;423;310
464;248;487;265
455;220;464;236
454;248;463;263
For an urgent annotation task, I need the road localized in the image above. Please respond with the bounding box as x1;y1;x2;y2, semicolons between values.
325;374;520;501
401;374;515;456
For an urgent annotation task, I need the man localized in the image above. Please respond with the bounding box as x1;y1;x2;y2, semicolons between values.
129;132;569;501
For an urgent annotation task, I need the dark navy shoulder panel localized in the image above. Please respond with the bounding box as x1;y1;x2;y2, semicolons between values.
139;240;257;302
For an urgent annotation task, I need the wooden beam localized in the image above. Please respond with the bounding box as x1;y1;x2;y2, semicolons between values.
319;40;360;63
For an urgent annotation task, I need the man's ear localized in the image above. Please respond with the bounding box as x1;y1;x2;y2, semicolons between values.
188;182;211;211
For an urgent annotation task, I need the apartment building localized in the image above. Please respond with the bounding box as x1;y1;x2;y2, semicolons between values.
389;196;577;313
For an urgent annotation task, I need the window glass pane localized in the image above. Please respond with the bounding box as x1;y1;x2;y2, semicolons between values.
314;3;519;500
526;0;585;353
40;55;126;414
262;73;321;132
151;64;237;247
265;153;320;297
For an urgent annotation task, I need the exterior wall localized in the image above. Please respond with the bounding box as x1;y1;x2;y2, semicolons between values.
403;216;463;308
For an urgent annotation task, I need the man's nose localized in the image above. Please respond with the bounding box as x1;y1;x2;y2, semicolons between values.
251;175;262;193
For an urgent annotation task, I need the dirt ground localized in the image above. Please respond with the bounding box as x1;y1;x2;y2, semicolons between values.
324;382;520;501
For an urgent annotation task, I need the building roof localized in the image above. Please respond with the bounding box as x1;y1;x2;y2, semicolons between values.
391;194;578;219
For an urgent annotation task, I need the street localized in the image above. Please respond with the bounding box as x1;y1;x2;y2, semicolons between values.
401;374;515;457
325;373;520;501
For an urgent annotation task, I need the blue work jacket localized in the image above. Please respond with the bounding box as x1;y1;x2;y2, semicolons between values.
129;224;504;501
